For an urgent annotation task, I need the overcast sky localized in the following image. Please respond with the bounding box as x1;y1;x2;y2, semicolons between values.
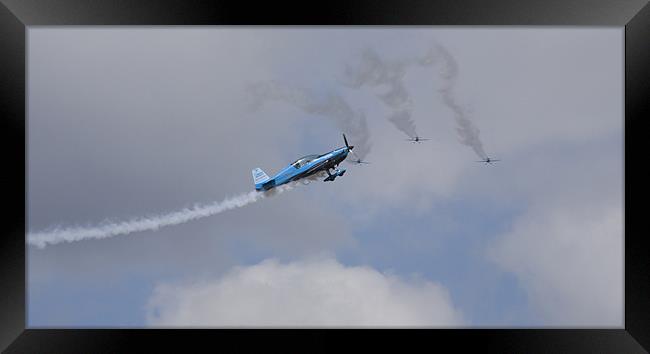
27;27;623;327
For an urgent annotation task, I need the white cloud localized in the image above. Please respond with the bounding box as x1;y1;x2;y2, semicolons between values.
487;178;623;326
146;258;464;326
481;110;623;326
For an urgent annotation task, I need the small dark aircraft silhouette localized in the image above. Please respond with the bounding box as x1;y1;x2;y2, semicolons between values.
350;158;371;165
405;136;430;143
476;157;501;164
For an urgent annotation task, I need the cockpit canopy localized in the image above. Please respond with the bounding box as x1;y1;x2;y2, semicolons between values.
291;154;320;168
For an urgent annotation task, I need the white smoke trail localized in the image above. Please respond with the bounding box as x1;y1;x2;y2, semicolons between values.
28;183;297;249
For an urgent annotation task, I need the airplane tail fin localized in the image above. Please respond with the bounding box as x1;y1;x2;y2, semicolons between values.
252;168;270;184
252;168;274;190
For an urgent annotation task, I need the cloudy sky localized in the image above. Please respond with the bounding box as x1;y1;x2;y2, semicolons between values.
27;27;623;327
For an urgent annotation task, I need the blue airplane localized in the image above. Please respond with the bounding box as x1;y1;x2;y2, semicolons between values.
252;134;356;191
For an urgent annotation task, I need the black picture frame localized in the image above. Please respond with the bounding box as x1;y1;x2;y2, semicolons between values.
1;0;648;352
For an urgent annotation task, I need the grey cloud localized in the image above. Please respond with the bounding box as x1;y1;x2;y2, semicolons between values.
27;28;356;291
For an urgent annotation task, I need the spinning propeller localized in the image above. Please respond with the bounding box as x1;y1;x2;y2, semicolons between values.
342;134;370;165
343;133;354;151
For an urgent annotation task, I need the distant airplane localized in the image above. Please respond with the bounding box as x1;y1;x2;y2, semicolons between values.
350;158;370;165
476;157;501;164
405;136;430;143
252;134;355;191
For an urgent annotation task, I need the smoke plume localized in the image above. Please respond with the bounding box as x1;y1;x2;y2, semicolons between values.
343;43;488;159
245;81;371;159
28;183;296;249
342;48;418;139
422;43;488;159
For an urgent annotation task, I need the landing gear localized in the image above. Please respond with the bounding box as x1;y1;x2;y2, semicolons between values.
324;168;337;182
323;167;346;182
